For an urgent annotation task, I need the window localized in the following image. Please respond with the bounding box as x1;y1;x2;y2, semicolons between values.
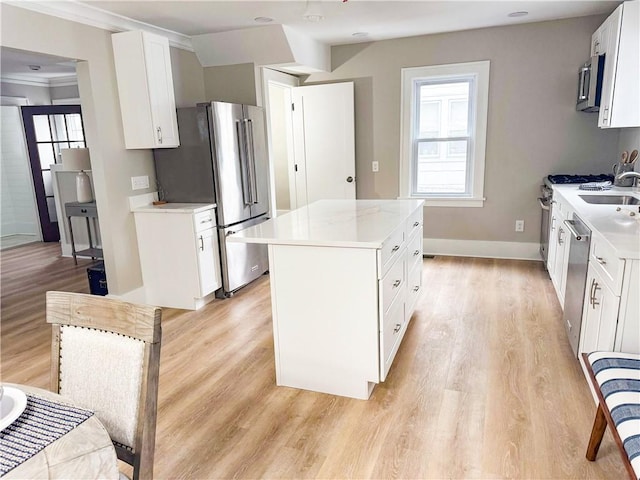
400;61;490;207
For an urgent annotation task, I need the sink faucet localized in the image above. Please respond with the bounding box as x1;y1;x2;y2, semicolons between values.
615;171;640;187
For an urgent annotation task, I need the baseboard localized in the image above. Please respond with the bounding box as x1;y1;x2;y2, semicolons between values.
424;238;542;261
107;286;148;305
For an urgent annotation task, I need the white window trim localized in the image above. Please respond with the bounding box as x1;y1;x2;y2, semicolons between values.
399;60;490;207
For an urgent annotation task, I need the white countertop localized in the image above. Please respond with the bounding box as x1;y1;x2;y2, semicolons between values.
552;185;640;259
132;203;215;214
229;199;424;248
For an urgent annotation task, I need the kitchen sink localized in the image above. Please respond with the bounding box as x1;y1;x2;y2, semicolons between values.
579;195;640;205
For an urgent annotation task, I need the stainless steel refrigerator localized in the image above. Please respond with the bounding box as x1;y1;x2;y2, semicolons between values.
153;101;270;296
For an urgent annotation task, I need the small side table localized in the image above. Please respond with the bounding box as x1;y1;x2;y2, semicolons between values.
64;201;103;265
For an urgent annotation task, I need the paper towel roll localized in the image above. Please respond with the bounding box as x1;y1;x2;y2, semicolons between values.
61;148;91;171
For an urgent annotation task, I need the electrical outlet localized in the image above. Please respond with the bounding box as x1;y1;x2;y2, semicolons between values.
515;220;525;232
372;161;379;172
131;175;150;190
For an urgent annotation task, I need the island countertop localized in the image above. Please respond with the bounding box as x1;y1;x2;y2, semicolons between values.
228;199;424;249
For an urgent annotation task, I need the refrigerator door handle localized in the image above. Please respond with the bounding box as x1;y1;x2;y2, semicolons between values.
245;119;259;204
235;120;252;206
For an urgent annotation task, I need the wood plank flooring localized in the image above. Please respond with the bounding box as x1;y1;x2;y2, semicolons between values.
1;243;624;479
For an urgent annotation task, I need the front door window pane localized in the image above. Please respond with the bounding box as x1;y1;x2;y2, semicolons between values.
52;114;68;141
66;114;84;141
38;143;55;169
33;115;51;141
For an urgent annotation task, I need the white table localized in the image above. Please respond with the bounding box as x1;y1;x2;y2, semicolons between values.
3;384;119;480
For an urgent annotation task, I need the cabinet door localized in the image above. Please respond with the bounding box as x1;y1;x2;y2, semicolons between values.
598;5;623;127
143;33;179;147
196;227;221;296
580;266;619;354
609;0;640;127
546;204;559;274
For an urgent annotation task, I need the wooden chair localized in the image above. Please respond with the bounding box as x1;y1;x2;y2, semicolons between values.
582;352;640;480
46;291;162;480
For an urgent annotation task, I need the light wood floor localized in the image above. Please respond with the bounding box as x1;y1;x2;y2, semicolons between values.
1;243;624;479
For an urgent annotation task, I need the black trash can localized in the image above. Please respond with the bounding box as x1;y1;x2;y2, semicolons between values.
87;261;108;296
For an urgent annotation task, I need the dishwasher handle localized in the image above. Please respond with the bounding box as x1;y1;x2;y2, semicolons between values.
563;219;590;242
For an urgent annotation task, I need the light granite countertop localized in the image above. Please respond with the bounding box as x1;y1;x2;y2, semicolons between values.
553;185;640;259
228;199;424;249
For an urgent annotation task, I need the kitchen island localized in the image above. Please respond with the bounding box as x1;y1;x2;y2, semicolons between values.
229;199;424;399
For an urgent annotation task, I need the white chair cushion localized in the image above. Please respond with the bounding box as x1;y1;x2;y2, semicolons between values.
59;325;145;448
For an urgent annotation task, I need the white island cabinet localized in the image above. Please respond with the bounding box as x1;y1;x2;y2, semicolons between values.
133;203;221;310
229;199;424;399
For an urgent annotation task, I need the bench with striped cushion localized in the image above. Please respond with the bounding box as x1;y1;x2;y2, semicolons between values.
583;351;640;480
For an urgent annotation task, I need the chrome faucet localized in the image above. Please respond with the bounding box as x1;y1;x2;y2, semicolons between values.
615;170;640;187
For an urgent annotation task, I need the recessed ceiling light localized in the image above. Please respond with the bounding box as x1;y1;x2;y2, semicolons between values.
508;11;529;18
254;17;273;23
303;13;324;22
352;32;368;38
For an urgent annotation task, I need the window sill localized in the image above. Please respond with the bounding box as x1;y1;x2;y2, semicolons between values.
398;196;485;208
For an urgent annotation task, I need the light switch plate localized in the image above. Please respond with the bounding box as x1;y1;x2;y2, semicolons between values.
131;175;150;190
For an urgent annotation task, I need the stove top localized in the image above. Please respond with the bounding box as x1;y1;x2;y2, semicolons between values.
545;174;614;185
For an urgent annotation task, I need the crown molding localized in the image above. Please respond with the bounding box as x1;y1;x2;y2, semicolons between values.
49;75;79;87
5;0;194;51
1;74;78;88
1;74;50;87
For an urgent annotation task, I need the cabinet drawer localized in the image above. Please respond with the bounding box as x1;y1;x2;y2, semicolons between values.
381;227;405;274
406;227;423;270
194;209;216;232
590;234;624;294
380;291;405;381
406;261;422;322
381;253;406;315
65;203;97;218
406;208;423;240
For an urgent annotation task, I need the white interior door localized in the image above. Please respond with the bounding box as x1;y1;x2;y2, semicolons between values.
292;82;355;207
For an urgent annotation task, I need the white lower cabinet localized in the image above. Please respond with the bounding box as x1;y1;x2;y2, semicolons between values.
133;204;221;310
579;264;619;353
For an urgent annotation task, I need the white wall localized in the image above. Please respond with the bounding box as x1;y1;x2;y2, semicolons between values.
1;3;206;296
0;106;40;237
268;84;291;211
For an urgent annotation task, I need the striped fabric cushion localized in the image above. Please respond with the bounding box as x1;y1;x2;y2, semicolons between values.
587;351;640;480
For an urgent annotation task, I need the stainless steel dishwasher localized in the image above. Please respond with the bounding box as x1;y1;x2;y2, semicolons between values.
562;214;591;357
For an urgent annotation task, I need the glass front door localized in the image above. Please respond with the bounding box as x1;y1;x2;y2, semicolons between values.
21;105;86;242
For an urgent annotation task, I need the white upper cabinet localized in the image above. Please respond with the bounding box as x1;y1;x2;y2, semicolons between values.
112;31;180;148
597;1;639;128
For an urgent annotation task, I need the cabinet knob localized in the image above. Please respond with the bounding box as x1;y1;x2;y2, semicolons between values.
595;256;606;265
199;236;204;251
413;250;420;256
393;323;401;333
413;221;420;227
413;286;419;292
393;279;401;288
346;176;354;183
392;245;400;252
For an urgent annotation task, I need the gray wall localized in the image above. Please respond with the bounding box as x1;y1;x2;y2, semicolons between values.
50;84;80;101
1;3;206;296
305;15;621;244
0;81;51;104
204;63;257;104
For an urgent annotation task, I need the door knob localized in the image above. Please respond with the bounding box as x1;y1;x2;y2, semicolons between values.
346;176;354;183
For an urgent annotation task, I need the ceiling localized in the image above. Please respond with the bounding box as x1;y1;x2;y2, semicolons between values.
1;1;620;80
83;0;620;45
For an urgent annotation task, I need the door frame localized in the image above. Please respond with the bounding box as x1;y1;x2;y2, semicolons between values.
261;68;299;217
21;104;85;242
